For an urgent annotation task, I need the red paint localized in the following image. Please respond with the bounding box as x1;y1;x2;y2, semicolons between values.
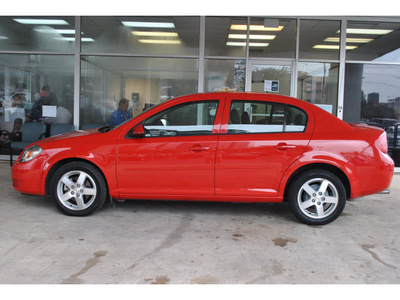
12;92;394;204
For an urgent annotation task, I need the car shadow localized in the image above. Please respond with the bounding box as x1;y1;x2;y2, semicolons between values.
13;192;297;223
106;199;296;223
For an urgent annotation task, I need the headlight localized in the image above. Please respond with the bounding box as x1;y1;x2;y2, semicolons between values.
20;145;43;163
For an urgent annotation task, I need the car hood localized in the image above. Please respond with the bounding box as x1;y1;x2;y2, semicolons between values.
37;128;101;145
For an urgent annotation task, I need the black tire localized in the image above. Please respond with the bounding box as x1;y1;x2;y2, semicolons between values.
50;162;107;216
287;169;346;225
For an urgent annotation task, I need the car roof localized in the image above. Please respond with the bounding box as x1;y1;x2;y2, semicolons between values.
174;92;317;110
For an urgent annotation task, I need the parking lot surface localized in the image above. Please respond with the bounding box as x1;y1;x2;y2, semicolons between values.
0;161;399;284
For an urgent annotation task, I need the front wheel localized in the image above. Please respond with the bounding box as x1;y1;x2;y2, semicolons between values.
50;162;107;216
287;169;346;225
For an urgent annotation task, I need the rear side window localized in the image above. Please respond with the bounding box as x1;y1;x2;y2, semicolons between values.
286;105;307;132
228;100;307;134
144;100;219;137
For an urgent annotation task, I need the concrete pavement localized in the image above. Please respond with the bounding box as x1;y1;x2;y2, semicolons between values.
0;161;399;284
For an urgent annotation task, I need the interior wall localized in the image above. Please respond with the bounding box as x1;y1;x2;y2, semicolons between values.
124;78;161;115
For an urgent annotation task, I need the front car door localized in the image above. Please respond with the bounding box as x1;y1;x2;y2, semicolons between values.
215;94;313;200
116;96;223;198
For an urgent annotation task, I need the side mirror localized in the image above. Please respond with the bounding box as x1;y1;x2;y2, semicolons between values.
130;124;145;138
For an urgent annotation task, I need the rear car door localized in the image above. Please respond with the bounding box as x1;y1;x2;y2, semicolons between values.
215;95;313;198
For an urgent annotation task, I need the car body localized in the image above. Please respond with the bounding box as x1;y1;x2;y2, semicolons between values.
11;92;394;225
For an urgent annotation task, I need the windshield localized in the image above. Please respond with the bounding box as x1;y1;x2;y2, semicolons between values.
98;102;164;132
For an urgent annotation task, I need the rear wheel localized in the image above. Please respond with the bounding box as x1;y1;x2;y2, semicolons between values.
287;169;346;225
50;162;107;216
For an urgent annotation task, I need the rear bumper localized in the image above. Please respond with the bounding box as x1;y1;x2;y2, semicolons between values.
350;151;394;199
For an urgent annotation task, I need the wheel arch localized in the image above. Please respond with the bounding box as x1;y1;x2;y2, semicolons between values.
45;158;109;195
283;163;351;202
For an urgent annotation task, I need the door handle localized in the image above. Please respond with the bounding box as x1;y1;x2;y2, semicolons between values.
274;143;296;150
188;145;211;152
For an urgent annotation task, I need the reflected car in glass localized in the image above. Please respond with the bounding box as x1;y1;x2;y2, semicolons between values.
11;93;394;225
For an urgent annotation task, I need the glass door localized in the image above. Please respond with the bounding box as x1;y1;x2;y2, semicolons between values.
247;60;294;97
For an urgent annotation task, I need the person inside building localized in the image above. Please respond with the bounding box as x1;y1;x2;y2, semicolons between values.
30;86;58;122
44;105;73;124
110;98;132;126
11;93;25;108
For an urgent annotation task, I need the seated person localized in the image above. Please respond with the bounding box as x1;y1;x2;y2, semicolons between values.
11;93;25;108
110;98;132;126
45;106;72;124
30;86;58;122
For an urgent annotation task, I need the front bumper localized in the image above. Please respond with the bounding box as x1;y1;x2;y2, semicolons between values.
11;155;48;196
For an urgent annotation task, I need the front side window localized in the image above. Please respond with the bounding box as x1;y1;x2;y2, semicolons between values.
143;101;219;137
228;100;307;134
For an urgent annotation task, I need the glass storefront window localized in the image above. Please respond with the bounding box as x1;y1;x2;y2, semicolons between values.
81;16;200;56
1;15;400;168
297;62;339;115
344;63;400;166
346;21;400;62
251;61;292;96
80;56;198;128
0;54;74;131
249;18;296;58
299;19;341;60
205;17;247;57
204;59;246;92
0;16;76;52
250;62;292;96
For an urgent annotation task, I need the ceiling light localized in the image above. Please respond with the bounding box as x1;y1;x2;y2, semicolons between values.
13;18;69;25
337;28;393;35
228;34;276;40
57;37;94;42
249;42;269;47
347;28;393;35
34;28;76;35
132;31;178;37
138;39;180;44
227;41;269;47
0;36;8;40
228;34;247;39
227;41;246;46
122;21;175;28
230;24;284;31
313;45;358;50
324;37;374;43
55;29;76;35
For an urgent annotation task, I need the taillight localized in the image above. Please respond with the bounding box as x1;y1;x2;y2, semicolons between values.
375;132;388;154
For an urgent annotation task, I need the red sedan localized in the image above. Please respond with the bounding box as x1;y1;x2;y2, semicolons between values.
11;93;394;225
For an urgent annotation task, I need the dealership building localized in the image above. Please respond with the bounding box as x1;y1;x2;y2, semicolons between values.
1;16;400;168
